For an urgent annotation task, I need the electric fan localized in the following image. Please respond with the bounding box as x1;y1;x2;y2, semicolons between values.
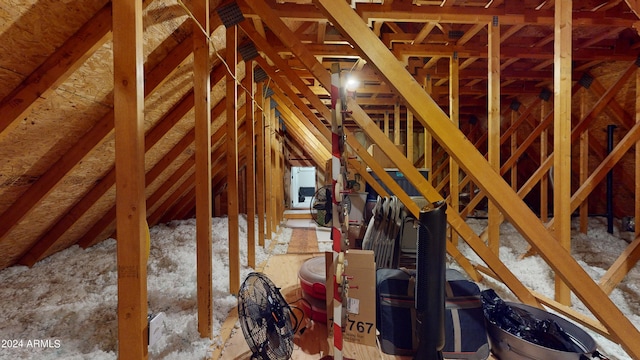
238;272;294;360
309;184;351;228
310;185;333;227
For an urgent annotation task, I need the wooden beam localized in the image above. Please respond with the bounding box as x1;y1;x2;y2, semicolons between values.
568;120;640;221
255;82;266;247
625;0;640;18
0;3;112;142
244;60;256;269
394;102;401;145
407;110;414;163
193;0;213;337
269;82;330;148
637;64;640;245
384;110;390;138
599;235;640;294
540;101;550;222
226;25;241;295
487;18;500;254
314;1;640;356
449;54;460;244
269;103;279;231
113;0;148;357
274;95;330;165
579;89;589;233
553;0;572;305
264;96;273;238
355;3;637;27
424;76;433;171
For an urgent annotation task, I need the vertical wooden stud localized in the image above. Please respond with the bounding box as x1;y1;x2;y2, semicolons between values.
112;0;148;356
510;111;517;190
424;75;433;175
579;89;589;233
270;105;278;231
487;19;501;254
244;60;256;267
255;83;266;246
264;96;273;238
540;101;549;222
450;54;460;243
384;110;390;139
394;102;401;146
193;0;213;338
407;110;414;164
636;68;640;241
226;25;240;294
554;0;573;306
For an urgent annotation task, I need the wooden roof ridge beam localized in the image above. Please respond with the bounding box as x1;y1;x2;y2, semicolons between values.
0;3;113;141
1;28;196;257
315;0;640;355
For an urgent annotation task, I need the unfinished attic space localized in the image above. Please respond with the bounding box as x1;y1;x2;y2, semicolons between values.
2;0;640;359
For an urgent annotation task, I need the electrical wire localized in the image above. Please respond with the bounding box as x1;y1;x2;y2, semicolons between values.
176;0;264;112
289;297;314;335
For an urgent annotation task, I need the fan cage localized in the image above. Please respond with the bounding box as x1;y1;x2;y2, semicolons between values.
238;273;294;360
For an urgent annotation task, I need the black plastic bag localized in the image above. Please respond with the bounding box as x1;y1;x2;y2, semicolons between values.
481;289;583;353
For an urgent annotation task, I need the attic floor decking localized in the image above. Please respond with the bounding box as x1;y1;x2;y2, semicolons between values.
215;222;496;360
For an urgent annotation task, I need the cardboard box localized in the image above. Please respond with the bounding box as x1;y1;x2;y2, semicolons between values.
325;250;377;348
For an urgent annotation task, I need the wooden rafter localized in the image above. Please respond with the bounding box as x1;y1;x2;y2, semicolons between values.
0;3;112;141
19;61;226;264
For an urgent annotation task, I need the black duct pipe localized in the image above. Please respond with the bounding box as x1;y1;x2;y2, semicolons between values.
415;200;447;360
607;125;616;234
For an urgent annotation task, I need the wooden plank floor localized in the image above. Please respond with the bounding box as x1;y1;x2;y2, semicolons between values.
215;225;496;359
